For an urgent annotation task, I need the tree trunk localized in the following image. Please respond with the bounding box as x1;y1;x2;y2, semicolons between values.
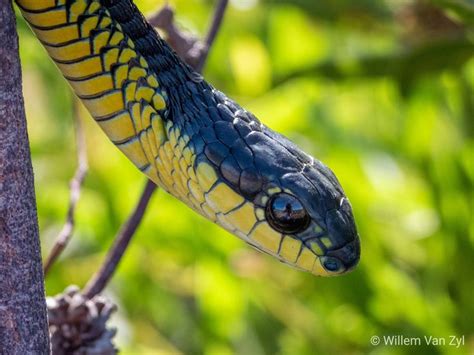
0;0;50;353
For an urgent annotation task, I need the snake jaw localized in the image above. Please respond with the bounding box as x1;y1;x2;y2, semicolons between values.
225;176;359;277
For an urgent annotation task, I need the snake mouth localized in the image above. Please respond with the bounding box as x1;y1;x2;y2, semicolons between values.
308;238;359;276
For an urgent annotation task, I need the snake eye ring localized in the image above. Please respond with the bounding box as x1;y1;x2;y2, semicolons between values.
265;193;310;234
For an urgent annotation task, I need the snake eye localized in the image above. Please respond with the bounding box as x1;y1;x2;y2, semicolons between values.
266;193;310;233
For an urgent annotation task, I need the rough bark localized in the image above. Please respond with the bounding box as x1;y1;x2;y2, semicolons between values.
0;0;51;353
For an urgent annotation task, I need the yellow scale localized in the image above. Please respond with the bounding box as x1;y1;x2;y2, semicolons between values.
18;0;329;276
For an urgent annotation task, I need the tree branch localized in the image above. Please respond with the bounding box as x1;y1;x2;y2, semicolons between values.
43;99;88;275
0;0;50;351
148;4;204;65
83;180;156;298
196;0;229;72
82;0;230;299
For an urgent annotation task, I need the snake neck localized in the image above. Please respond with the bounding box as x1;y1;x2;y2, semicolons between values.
103;0;210;121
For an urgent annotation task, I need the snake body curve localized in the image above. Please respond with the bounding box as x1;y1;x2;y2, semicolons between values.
16;0;360;276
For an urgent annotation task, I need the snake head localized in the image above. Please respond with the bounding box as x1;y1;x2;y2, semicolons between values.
224;115;361;276
189;98;360;276
190;96;361;277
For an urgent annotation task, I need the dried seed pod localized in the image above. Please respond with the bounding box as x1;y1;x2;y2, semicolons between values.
47;286;118;355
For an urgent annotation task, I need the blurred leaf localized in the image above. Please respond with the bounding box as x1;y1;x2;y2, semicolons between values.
431;0;474;25
275;37;474;91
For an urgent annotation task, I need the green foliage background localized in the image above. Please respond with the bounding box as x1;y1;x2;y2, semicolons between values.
15;0;473;354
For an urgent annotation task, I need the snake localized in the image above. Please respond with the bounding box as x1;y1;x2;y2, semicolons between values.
16;0;360;276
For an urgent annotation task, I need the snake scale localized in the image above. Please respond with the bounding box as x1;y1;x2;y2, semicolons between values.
16;0;360;276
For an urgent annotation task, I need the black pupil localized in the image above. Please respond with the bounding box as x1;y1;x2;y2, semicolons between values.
266;193;309;233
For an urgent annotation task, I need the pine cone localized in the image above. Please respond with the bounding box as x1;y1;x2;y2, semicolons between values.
47;285;118;355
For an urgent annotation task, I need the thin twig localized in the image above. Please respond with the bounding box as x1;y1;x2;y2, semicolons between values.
148;3;203;64
196;0;229;72
83;1;230;298
44;99;88;275
82;180;157;298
